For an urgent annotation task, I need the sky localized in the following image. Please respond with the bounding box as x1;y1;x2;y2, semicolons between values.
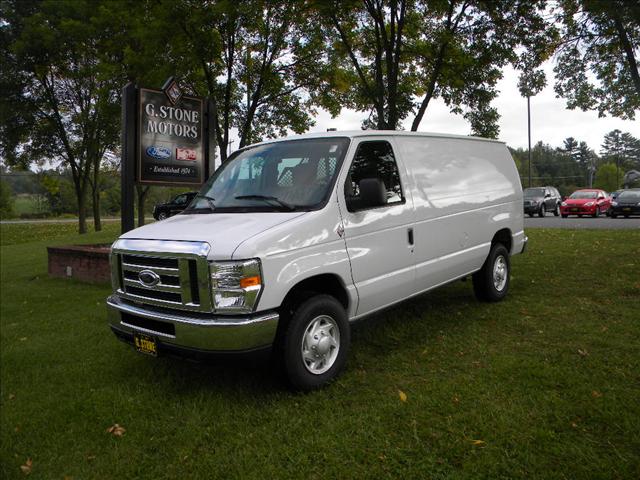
303;60;640;154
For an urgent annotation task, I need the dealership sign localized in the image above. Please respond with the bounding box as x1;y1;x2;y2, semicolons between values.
138;84;206;185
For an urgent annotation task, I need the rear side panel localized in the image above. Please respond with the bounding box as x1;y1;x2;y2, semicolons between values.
396;137;523;292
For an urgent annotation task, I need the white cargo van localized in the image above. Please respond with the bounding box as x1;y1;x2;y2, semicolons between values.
108;131;527;389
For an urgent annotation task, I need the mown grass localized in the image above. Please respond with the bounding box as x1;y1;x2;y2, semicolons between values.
0;222;120;246
1;225;639;479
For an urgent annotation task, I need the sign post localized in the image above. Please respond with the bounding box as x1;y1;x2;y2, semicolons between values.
120;78;211;233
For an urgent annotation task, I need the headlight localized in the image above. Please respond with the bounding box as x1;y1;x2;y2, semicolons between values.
612;201;618;207
530;200;538;205
561;202;567;206
584;202;594;207
210;259;262;313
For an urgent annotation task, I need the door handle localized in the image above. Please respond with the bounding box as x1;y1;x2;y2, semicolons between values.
407;227;414;246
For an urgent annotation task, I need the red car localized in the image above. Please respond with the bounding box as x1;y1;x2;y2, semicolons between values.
560;189;611;218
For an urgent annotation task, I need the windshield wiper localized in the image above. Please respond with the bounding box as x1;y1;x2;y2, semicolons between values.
234;195;297;211
185;194;216;212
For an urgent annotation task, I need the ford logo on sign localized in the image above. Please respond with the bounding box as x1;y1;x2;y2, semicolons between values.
146;146;171;160
138;270;161;288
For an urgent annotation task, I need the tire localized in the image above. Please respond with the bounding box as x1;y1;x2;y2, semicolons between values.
538;204;546;217
528;213;534;218
561;214;568;218
281;295;350;391
157;212;168;220
473;243;510;302
592;207;600;218
624;214;630;218
611;212;617;218
578;214;583;218
554;203;560;216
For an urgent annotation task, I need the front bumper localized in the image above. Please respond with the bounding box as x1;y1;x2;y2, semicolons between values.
523;204;540;214
107;295;279;353
561;206;596;215
611;205;640;216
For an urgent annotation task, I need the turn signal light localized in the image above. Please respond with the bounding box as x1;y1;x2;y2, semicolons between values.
239;276;261;288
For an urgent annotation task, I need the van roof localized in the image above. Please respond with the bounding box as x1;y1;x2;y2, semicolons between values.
246;130;505;149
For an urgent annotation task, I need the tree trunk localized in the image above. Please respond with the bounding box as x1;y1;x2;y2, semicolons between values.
92;187;102;232
77;193;87;234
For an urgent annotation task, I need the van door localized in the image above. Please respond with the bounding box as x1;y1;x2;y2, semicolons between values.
337;138;415;317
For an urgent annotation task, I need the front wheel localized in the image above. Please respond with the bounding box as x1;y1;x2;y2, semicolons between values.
538;204;546;217
592;207;600;218
281;295;350;391
554;203;560;216
157;212;168;220
611;212;617;218
561;214;568;218
473;243;510;302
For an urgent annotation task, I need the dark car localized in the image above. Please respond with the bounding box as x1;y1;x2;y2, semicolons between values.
610;189;640;218
523;186;561;217
152;191;198;220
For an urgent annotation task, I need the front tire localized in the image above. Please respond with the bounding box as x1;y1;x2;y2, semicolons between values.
592;207;600;218
538;204;546;217
473;243;510;302
611;212;617;218
157;212;168;220
281;295;350;391
561;214;568;218
554;203;560;216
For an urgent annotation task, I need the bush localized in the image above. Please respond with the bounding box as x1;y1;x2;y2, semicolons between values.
0;180;15;218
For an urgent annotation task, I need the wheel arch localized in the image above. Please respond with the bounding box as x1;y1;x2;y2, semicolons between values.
491;228;513;255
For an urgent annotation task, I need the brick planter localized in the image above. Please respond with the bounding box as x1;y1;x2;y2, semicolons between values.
47;244;112;283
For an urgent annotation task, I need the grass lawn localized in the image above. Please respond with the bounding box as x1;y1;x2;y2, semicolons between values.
1;224;639;479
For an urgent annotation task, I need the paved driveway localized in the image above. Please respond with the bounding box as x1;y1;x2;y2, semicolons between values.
524;215;640;230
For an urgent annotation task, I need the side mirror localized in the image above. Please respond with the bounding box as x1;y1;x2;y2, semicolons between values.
544;193;551;198
357;178;387;209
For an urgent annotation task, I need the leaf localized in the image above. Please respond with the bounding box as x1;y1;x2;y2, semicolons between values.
106;423;126;437
471;439;485;446
20;458;32;475
9;393;15;400
591;390;603;398
578;348;589;357
398;390;407;402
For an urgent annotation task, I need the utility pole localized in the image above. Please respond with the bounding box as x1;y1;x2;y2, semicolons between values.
527;96;532;188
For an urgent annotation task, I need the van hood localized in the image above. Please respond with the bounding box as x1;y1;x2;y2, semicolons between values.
119;212;307;259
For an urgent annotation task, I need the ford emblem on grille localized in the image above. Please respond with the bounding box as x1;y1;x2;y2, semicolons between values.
138;270;160;287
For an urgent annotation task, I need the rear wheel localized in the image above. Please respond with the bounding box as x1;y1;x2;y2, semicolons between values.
281;295;350;391
538;204;546;217
473;243;510;302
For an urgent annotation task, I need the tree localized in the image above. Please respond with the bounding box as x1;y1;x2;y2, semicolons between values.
316;0;555;136
134;0;324;162
594;163;619;191
601;129;640;185
554;0;640;119
1;0;124;233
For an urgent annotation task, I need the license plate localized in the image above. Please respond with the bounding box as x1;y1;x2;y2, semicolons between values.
133;332;157;356
571;208;578;212
623;207;631;211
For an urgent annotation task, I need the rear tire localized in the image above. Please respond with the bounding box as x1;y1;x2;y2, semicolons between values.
473;243;510;302
281;295;350;391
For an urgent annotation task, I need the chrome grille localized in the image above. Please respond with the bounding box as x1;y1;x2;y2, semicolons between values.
110;239;212;312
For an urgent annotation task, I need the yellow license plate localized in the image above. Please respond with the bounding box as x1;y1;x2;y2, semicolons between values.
623;207;631;211
133;332;157;356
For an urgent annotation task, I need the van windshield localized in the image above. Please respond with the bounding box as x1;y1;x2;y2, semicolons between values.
186;138;350;213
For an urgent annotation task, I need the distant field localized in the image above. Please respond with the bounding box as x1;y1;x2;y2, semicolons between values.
11;194;48;217
1;224;639;479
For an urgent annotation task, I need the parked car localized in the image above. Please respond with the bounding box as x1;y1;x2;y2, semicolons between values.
152;192;198;220
560;189;611;217
108;131;527;390
523;186;561;217
610;189;640;218
606;190;623;216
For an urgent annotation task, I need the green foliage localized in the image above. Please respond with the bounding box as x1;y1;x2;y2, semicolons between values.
554;0;640;119
0;179;14;218
315;0;555;136
600;129;640;173
594;163;619;192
